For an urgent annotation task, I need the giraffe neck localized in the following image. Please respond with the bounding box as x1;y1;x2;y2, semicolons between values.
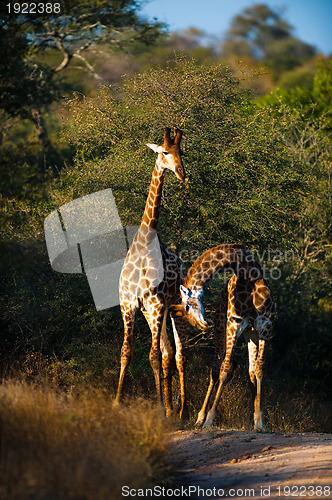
184;244;263;291
140;162;165;229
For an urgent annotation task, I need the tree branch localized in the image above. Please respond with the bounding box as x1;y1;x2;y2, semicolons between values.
53;36;72;73
72;53;102;80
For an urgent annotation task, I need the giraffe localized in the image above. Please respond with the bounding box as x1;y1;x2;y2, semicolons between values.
171;244;275;430
115;128;188;419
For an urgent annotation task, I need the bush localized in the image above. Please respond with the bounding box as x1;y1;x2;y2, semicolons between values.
62;57;305;250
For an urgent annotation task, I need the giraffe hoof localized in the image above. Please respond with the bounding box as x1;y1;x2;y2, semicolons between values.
202;421;213;429
195;413;205;427
254;411;265;431
202;417;216;429
166;409;174;419
202;409;217;428
112;399;121;409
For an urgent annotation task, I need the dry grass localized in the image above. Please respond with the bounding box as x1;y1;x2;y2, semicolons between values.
0;381;172;500
185;356;332;433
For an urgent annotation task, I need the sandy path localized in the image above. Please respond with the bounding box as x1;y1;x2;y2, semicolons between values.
170;429;332;499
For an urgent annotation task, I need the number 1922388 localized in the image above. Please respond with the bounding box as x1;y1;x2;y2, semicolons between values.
6;3;61;14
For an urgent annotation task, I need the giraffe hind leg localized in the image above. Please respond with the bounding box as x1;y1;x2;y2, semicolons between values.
141;302;165;409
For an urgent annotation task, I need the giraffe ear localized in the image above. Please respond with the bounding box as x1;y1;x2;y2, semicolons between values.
146;143;163;153
180;285;190;302
169;303;186;319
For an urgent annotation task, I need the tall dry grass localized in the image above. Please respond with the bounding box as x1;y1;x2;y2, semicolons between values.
0;381;172;500
184;354;332;433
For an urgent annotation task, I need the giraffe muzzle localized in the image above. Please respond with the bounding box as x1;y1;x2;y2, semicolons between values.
175;164;186;182
170;304;208;330
193;316;208;331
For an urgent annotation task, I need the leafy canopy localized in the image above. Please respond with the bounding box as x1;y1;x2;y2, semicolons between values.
62;58;306;251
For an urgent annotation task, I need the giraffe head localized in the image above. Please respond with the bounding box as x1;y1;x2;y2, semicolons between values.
147;128;185;181
171;285;208;330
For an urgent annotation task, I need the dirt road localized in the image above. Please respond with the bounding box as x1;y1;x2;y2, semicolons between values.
170;429;332;499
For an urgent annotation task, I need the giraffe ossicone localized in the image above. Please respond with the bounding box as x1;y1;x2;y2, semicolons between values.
180;285;204;300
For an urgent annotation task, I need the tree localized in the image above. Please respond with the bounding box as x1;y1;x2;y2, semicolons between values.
265;37;316;74
0;0;163;152
62;58;306;250
0;17;56;149
256;60;332;390
222;3;316;77
313;58;332;119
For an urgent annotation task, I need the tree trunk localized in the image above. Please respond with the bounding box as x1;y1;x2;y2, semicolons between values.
30;107;50;148
29;106;56;169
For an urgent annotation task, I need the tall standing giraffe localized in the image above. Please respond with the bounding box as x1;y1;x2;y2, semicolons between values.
171;244;275;429
115;128;188;419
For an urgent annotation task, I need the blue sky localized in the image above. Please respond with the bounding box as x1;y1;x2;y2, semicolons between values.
141;0;332;55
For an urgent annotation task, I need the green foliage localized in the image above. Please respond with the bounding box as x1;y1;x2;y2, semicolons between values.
0;21;55;120
62;58;304;250
259;57;332;119
255;59;332;398
313;58;332;118
265;37;316;74
223;3;292;55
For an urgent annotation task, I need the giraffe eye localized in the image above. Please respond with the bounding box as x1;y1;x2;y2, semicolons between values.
185;304;190;312
163;151;169;156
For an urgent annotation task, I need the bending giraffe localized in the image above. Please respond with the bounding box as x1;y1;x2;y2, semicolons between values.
171;244;275;430
115;128;188;419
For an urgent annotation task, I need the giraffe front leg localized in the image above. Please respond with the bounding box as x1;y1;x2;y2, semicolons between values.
196;362;220;426
160;308;175;418
203;360;232;428
247;336;263;430
161;353;174;418
203;322;238;428
171;315;188;420
115;304;136;405
149;336;163;407
198;293;227;426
